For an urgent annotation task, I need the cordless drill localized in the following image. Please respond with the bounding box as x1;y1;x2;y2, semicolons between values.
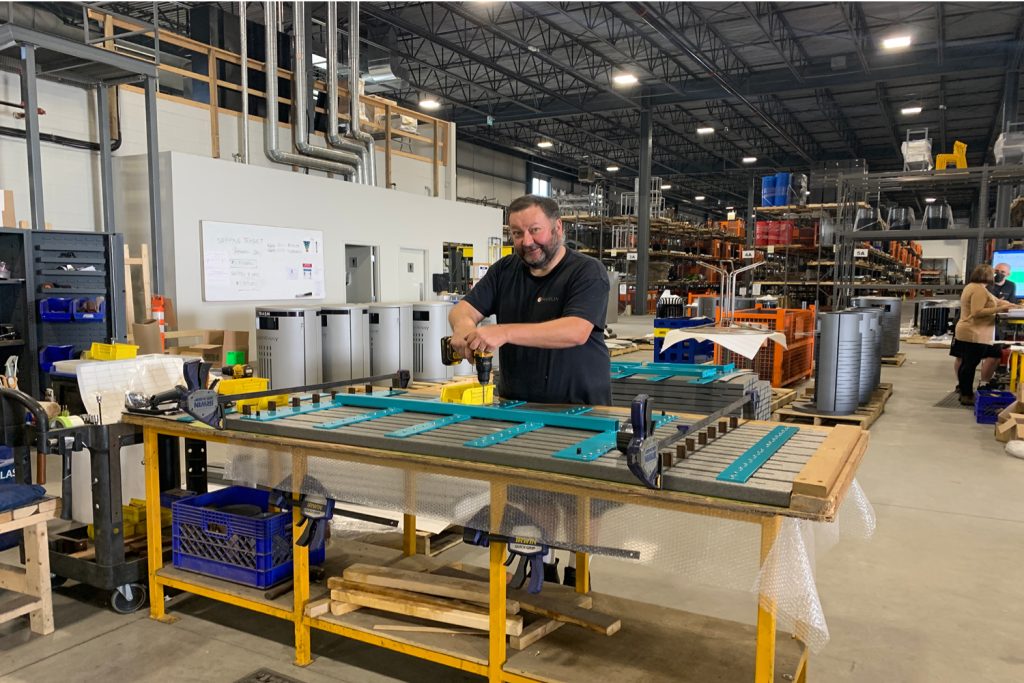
221;364;255;379
440;336;493;386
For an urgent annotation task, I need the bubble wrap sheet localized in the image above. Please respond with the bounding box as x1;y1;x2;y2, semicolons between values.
225;446;874;652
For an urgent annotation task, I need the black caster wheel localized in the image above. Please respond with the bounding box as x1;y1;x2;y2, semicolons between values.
110;583;148;614
50;574;68;588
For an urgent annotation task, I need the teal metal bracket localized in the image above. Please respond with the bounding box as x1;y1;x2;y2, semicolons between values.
386;414;471;438
314;407;404;430
553;415;677;462
464;422;544;448
716;426;798;483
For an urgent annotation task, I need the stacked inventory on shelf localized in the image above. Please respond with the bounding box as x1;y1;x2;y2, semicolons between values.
714;307;816;388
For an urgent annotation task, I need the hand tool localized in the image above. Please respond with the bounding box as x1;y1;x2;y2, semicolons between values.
124;358;211;417
220;363;255;379
440;335;493;387
617;393;751;489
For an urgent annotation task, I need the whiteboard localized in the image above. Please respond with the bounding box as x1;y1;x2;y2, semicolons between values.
201;221;325;301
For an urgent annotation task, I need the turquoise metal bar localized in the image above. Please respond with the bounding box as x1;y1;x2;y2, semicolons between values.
716;426;798;483
386;414;472;438
464;422;544;448
553;415;678;462
314;407;404;430
562;406;593;415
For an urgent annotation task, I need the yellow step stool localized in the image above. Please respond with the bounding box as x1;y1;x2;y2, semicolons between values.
935;140;967;170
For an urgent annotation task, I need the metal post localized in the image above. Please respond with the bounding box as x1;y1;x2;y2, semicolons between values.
973;167;990;269
144;76;165;294
97;85;115;234
239;0;249;163
634;104;652;315
19;44;45;231
995;70;1019;232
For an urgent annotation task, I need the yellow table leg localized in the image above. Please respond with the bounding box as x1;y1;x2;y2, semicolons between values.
574;552;590;594
575;494;591;594
755;516;781;683
488;482;507;683
1012;351;1020;394
794;643;809;683
403;470;417;556
144;428;172;622
292;448;312;667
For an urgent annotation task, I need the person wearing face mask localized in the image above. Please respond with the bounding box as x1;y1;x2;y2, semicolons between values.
952;264;1021;403
989;262;1016;302
448;194;611;405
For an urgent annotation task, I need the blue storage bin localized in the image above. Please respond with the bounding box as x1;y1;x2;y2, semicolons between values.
974;390;1016;425
653;316;715;364
761;176;776;207
39;345;75;374
172;486;325;589
73;297;106;321
774;172;792;206
39;297;74;321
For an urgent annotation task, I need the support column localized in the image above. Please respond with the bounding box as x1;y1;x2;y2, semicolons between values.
97;85;116;234
972;167;991;270
19;45;44;231
995;69;1020;234
144;76;165;294
633;103;652;315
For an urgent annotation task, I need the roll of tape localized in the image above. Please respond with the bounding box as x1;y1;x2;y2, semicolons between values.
53;415;86;429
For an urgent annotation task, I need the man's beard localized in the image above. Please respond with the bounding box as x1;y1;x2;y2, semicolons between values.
516;234;563;270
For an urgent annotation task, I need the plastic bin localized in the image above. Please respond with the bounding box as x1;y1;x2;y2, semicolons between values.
39;345;75;373
89;342;138;361
653;316;715;364
39;297;74;321
760;176;776;207
172;486;325;589
73;297;106;321
974;390;1016;425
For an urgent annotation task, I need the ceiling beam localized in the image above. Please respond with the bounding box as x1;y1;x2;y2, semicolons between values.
742;2;811;83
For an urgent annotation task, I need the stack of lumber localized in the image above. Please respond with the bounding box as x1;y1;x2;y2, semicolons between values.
324;563;620;649
611;370;773;420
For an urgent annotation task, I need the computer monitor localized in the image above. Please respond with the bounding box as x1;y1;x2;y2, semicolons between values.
992;250;1024;289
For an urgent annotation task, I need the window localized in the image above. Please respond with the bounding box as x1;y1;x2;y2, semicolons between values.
531;176;551;197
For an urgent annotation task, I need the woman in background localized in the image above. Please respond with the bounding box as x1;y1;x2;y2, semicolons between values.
951;264;1019;404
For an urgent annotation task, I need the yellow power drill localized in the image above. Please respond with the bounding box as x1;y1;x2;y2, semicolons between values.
440;336;493;386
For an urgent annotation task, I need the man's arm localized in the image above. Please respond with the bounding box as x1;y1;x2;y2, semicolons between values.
448;299;485;359
465;317;591;353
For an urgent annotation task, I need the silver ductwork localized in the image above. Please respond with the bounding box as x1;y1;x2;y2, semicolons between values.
348;2;377;186
325;2;373;185
239;0;249;163
291;2;362;180
262;1;355;178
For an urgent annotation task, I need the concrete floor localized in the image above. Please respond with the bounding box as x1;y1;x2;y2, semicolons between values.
3;326;1024;682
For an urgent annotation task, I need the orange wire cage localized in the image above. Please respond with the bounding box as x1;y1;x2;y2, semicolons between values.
713;307;816;387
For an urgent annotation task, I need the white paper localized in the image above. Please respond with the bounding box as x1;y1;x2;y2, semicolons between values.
662;326;788;360
76;355;186;424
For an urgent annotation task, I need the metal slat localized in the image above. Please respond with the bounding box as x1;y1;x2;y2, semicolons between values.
716;426;799;483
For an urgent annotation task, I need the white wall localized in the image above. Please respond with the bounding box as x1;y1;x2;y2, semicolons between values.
115;151;502;332
456;141;525;206
0;72;454;233
921;235;969;280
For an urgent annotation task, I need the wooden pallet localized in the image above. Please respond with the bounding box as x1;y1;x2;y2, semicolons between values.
903;335;930;345
770;387;798;413
606;340;639;357
774;383;892;428
881;352;906;367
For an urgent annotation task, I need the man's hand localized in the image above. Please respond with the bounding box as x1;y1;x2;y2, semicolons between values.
465;325;510;354
448;328;475;363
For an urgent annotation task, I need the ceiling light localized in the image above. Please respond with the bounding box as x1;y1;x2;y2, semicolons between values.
726;206;734;210
613;72;638;86
925;197;936;203
901;106;922;116
742;156;757;164
605;165;619;172
882;35;912;50
660;183;672;190
536;140;553;148
696;127;715;135
694;195;705;201
419;95;441;110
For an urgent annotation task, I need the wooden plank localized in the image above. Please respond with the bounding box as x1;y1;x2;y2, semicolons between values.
509;617;564;650
0;594;40;623
790;425;864;498
338;563;519;613
0;561;27;593
330;600;361;617
373;624;481;635
329;582;524;636
790;431;870;517
140;243;152;318
304;597;332;618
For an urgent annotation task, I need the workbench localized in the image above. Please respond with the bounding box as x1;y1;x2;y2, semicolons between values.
124;400;868;683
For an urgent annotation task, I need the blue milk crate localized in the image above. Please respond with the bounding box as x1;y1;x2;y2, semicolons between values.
653;316;715;364
974;390;1016;425
172;486;325;589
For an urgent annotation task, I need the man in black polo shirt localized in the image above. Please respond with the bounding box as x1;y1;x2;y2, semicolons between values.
989;262;1017;302
449;194;611;405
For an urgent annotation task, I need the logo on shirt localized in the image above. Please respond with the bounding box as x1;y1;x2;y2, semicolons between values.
536;296;559;303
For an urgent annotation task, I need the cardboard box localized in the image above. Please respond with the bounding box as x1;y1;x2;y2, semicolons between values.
995;414;1024;442
0;190;14;228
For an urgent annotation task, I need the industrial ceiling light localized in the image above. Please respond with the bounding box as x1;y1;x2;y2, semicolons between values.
696;126;715;135
694;195;705;201
660;183;672;190
536;140;553;148
612;72;639;86
882;35;912;50
726;206;735;210
742;156;757;164
419;94;441;110
925;197;937;203
901;105;923;116
606;165;620;172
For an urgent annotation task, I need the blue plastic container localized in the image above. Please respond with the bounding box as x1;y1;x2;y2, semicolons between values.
774;172;792;206
653;316;715;364
39;297;74;321
760;176;776;207
974;390;1016;425
39;345;75;374
72;297;106;321
172;486;325;589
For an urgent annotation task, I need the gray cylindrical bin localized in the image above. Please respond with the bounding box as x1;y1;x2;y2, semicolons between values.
816;311;862;415
851;307;882;402
851;295;902;357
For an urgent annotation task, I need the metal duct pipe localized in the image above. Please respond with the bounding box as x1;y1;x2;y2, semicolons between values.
347;2;377;186
815;311;862;415
852;307;882;402
324;2;370;184
851;296;902;357
262;2;355;177
291;2;361;178
239;0;249;163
